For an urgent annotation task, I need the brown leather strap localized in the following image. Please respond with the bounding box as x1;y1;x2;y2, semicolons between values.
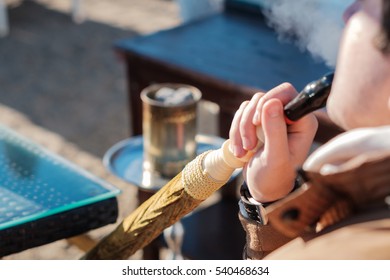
266;153;390;238
306;152;390;206
266;181;338;238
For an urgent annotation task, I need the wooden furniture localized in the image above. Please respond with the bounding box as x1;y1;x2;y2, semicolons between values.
115;1;342;142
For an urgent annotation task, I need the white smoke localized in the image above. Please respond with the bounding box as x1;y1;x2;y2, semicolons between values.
260;0;352;67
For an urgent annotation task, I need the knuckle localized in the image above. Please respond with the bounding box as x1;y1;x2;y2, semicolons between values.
239;100;250;110
274;82;296;94
267;82;298;99
253;92;265;100
279;82;295;90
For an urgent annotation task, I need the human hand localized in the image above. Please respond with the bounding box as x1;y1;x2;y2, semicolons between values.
229;83;318;203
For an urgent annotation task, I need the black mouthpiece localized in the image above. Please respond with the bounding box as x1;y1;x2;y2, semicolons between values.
284;72;334;122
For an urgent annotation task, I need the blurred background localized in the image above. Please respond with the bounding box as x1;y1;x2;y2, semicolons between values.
0;0;184;158
0;0;349;158
0;0;224;260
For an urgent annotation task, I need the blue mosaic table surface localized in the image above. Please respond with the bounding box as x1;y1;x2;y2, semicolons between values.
0;125;120;231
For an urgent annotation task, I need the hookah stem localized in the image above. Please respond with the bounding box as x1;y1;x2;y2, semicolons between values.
82;72;335;260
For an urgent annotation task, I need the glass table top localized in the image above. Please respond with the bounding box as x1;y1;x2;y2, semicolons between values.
0;125;120;231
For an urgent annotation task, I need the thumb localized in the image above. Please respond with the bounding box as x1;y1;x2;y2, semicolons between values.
261;99;289;160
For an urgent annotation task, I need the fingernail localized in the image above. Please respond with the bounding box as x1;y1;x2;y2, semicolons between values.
242;137;252;150
267;104;280;118
231;144;242;157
